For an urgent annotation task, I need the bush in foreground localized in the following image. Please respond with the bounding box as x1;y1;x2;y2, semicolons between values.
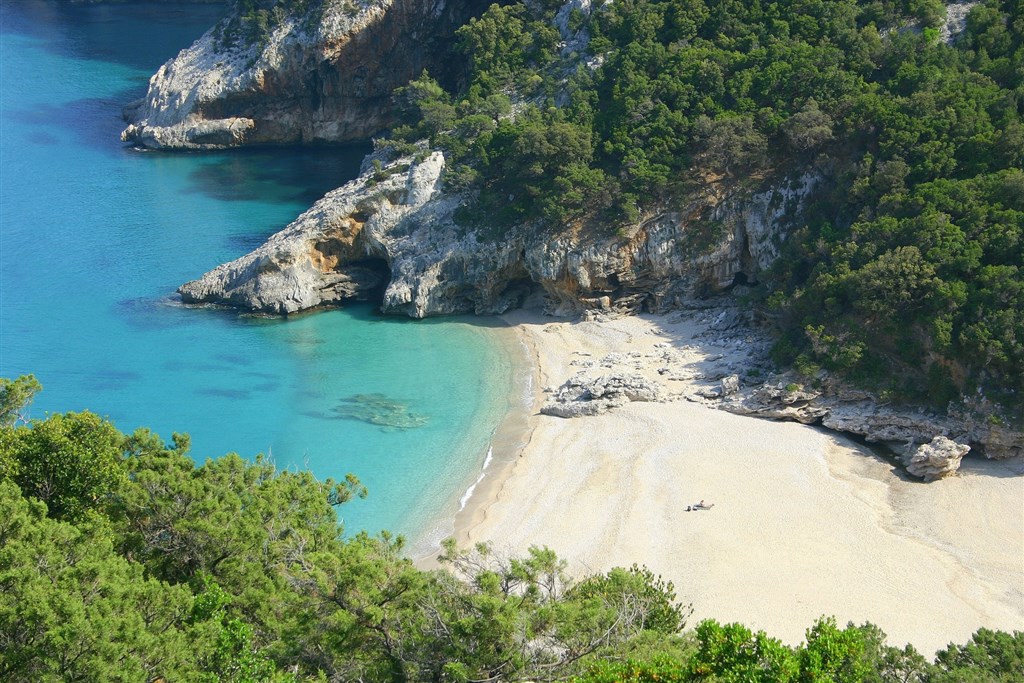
1;376;1020;682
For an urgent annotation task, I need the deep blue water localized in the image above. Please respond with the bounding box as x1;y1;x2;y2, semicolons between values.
0;1;517;543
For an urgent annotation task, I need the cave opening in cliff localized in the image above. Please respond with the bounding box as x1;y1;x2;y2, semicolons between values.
501;278;539;310
729;271;759;289
344;257;391;305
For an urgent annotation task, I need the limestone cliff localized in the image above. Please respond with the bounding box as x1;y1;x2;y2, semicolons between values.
178;152;814;318
122;0;485;148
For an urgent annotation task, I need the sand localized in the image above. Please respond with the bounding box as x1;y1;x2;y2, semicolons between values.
453;309;1024;657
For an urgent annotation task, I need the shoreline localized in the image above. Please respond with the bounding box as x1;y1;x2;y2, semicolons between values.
407;316;537;566
442;312;548;560
445;306;1024;657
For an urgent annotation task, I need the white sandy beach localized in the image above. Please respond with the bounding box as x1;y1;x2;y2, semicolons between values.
454;309;1024;657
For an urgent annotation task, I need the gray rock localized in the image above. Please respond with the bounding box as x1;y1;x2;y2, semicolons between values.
822;406;950;446
696;173;819;291
122;0;484;149
180;151;449;314
716;369;1023;480
720;374;740;396
940;1;980;44
963;421;1024;461
905;436;971;482
697;386;723;399
723;378;823;423
541;372;663;418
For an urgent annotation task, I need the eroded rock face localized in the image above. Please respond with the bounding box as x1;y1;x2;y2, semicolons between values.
716;368;1023;472
698;173;818;291
179;150;454;313
905;436;971;481
178;153;816;318
122;0;486;149
964;422;1024;461
721;378;825;422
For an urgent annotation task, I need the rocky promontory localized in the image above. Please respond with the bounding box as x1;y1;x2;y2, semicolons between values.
179;151;818;319
122;0;487;148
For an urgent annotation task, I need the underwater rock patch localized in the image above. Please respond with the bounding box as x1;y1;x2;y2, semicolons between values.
333;393;428;430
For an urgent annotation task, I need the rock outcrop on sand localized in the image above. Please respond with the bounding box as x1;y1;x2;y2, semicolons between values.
541;372;663;417
716;370;1023;468
905;436;972;481
521;303;1022;478
122;0;486;149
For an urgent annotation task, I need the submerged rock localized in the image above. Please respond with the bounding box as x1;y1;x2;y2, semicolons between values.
333;393;427;430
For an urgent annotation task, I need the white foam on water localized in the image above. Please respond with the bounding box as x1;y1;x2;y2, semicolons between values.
459;444;493;511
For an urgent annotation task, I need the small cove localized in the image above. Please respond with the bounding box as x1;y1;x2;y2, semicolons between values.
0;1;523;541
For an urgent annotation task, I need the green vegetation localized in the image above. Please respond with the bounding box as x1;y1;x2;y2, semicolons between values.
216;0;323;49
386;0;1024;418
1;376;1021;681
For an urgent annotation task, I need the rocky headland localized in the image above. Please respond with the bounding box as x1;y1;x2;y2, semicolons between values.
132;0;1021;475
179;148;816;318
122;0;488;148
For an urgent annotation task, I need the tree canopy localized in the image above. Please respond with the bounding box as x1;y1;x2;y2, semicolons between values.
1;376;1020;681
386;0;1024;420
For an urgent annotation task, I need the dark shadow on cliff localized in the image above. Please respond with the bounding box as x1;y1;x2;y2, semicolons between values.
0;1;226;72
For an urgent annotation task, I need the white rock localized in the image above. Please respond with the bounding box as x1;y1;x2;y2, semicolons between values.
906;436;971;482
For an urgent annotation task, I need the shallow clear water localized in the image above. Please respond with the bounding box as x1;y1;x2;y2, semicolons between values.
0;1;516;540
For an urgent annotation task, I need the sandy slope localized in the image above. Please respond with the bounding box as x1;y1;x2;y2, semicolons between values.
454;309;1024;657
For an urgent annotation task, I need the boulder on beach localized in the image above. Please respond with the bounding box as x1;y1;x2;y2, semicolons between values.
905;436;971;482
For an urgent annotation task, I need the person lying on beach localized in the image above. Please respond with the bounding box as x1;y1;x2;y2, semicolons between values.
694;500;715;510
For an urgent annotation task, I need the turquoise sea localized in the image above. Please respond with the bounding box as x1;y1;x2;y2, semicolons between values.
0;1;520;546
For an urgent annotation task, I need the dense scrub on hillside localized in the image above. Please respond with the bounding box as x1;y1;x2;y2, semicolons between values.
387;0;1023;419
1;375;1022;681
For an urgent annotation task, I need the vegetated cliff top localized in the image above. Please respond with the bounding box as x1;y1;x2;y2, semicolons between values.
384;0;1024;423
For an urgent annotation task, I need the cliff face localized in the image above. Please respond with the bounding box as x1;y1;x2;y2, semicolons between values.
179;153;814;318
122;0;485;148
